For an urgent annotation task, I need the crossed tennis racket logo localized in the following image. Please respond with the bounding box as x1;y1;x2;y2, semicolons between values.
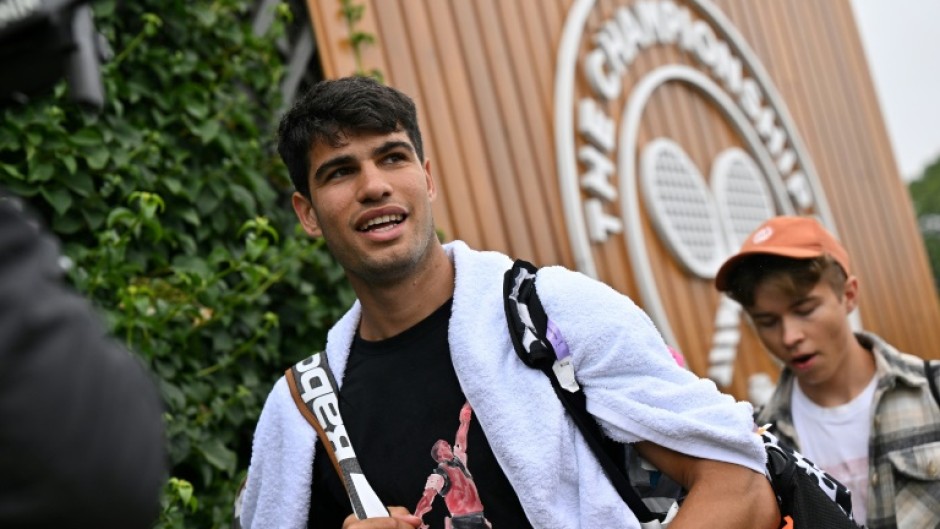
641;137;784;399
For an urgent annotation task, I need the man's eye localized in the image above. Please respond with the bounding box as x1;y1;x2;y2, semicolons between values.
328;167;353;180
384;153;407;164
753;318;776;329
794;305;817;316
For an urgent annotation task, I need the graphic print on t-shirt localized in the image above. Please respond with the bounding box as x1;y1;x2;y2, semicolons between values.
413;402;492;529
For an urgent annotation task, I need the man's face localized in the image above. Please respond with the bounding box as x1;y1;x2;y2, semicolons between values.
745;276;858;389
291;130;437;285
436;442;453;462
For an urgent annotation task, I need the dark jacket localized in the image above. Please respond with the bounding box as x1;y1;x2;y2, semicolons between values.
0;193;167;528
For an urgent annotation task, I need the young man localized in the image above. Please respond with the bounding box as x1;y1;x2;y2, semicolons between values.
715;215;940;529
241;76;779;529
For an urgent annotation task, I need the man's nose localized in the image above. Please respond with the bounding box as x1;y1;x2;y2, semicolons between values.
356;163;392;202
781;316;803;348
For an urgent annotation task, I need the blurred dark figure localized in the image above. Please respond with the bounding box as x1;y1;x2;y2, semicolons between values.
1;2;164;525
0;0;110;108
0;192;168;527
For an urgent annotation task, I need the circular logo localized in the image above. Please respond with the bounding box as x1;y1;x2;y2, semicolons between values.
554;0;839;398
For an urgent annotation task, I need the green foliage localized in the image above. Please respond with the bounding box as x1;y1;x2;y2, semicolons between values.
340;0;383;82
909;156;940;291
0;1;353;527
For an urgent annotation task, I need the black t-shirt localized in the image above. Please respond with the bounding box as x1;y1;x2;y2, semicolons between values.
308;299;532;529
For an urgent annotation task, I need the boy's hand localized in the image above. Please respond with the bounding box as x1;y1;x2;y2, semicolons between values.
342;506;421;529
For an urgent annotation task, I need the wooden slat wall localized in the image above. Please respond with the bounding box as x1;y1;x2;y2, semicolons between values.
306;0;940;399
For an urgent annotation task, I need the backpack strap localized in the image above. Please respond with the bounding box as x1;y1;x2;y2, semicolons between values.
925;359;940;409
503;259;662;524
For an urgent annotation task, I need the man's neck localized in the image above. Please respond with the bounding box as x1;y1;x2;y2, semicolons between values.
352;242;455;341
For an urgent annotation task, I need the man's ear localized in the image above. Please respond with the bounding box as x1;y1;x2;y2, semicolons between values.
424;158;436;200
842;275;860;313
291;192;322;238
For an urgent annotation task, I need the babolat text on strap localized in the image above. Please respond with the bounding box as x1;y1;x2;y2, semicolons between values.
285;352;389;520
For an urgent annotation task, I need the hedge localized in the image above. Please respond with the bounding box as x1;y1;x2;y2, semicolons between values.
0;1;352;527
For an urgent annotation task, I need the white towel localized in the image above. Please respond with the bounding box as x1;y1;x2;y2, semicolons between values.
241;240;766;529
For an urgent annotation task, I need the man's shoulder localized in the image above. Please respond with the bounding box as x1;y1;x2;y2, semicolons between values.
860;331;934;382
446;240;514;280
536;264;626;302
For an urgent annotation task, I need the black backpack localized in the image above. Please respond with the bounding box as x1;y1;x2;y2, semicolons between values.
503;259;863;528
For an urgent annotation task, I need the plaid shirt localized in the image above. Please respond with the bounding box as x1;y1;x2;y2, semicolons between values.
756;332;940;529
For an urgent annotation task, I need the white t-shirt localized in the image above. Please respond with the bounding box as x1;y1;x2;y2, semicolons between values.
791;376;877;526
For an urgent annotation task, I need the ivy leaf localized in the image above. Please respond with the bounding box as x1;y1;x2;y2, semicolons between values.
194;7;217;27
80;207;106;230
70;128;102;147
51;213;82;234
179;208;200;227
194;119;221;144
64;171;95;197
25;131;42;146
61;154;77;175
349;31;374;47
160;379;187;410
172;254;211;276
230;184;256;212
184;100;209;120
40;186;72;214
246;235;269;261
0;126;19;150
196;187;221;214
106;207;135;228
0;162;24;180
94;0;115;17
111;148;131;167
28;161;55;182
2;179;38;197
85;146;110;170
199;438;237;475
163;176;183;195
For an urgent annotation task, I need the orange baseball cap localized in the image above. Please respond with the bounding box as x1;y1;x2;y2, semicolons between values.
714;215;851;291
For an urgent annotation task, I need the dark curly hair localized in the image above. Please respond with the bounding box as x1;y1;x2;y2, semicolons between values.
277;76;425;198
724;254;847;308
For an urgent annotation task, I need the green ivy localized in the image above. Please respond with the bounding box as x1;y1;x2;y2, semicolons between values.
0;1;353;527
340;0;383;82
909;156;940;292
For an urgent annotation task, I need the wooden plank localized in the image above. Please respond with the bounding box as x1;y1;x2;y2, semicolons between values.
449;0;538;261
468;0;561;264
494;0;575;266
519;0;555;111
420;0;511;251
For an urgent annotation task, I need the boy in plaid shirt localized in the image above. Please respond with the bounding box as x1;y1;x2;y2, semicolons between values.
716;215;940;528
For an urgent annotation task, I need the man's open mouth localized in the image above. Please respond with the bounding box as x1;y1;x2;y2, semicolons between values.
358;214;405;232
791;353;816;369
